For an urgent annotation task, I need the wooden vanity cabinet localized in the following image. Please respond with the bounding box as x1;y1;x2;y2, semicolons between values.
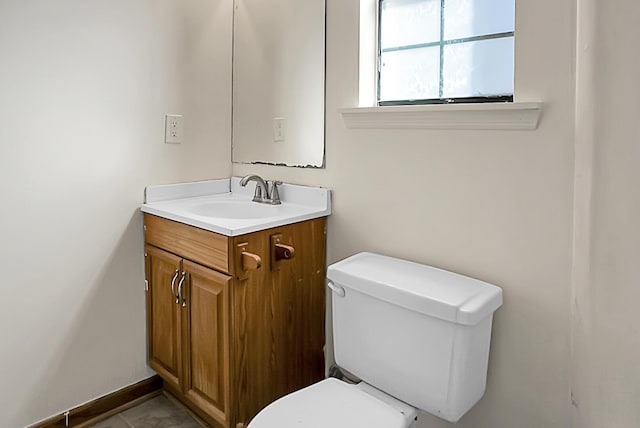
143;213;326;428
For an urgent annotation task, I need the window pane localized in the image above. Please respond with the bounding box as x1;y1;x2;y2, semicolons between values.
444;0;515;40
380;0;441;49
442;37;514;98
379;46;440;101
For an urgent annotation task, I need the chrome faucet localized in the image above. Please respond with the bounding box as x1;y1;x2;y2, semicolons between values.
240;174;282;205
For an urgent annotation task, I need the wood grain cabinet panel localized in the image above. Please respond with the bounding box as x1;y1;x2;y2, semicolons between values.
144;245;183;392
144;215;327;428
183;259;232;427
231;218;327;424
144;214;230;273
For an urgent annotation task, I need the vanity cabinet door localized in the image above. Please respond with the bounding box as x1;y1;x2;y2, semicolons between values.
145;245;183;392
182;259;232;428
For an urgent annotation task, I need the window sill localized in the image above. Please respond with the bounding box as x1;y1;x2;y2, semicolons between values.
339;102;543;131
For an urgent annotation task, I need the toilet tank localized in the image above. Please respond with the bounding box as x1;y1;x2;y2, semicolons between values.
327;253;502;423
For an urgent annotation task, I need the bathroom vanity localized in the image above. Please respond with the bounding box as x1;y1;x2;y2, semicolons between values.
141;178;331;428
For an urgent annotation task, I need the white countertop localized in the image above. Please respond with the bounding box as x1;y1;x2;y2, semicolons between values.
141;178;332;236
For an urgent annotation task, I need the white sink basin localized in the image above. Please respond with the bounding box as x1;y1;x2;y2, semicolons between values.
189;200;281;219
141;178;331;236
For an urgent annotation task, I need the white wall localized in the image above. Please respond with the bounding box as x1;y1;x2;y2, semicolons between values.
0;1;232;427
571;0;640;426
234;0;576;427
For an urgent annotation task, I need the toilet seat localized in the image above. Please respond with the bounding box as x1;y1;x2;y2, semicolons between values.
248;378;416;428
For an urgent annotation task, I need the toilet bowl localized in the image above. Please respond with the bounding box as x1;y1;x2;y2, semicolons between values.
248;252;502;427
248;378;417;428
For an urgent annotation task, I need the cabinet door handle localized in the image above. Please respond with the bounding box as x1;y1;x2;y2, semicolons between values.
241;251;262;271
170;269;179;300
176;271;186;304
181;273;188;308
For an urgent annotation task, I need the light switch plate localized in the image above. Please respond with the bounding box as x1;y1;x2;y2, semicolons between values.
165;114;183;144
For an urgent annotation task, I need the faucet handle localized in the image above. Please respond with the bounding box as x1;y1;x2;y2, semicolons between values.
268;181;282;205
253;183;264;202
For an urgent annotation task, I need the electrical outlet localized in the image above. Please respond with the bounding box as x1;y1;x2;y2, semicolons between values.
165;114;183;144
273;117;285;142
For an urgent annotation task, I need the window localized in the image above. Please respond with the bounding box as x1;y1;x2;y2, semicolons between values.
378;0;515;105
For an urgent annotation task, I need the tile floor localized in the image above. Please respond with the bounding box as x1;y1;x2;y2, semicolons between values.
90;394;204;428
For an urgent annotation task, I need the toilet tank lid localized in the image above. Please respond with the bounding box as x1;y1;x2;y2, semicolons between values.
327;252;503;325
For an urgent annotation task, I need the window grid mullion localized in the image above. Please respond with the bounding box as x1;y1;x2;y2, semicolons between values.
380;32;515;54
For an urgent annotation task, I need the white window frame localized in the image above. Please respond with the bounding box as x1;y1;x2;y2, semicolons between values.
340;0;542;130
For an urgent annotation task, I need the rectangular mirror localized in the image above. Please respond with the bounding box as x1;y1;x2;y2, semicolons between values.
232;0;326;168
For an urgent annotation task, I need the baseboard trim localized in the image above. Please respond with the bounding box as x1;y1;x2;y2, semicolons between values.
29;375;163;428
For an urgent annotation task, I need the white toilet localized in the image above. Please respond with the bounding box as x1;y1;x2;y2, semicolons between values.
248;252;503;427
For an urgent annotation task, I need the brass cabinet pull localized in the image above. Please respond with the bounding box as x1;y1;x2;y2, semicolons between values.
241;252;262;271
